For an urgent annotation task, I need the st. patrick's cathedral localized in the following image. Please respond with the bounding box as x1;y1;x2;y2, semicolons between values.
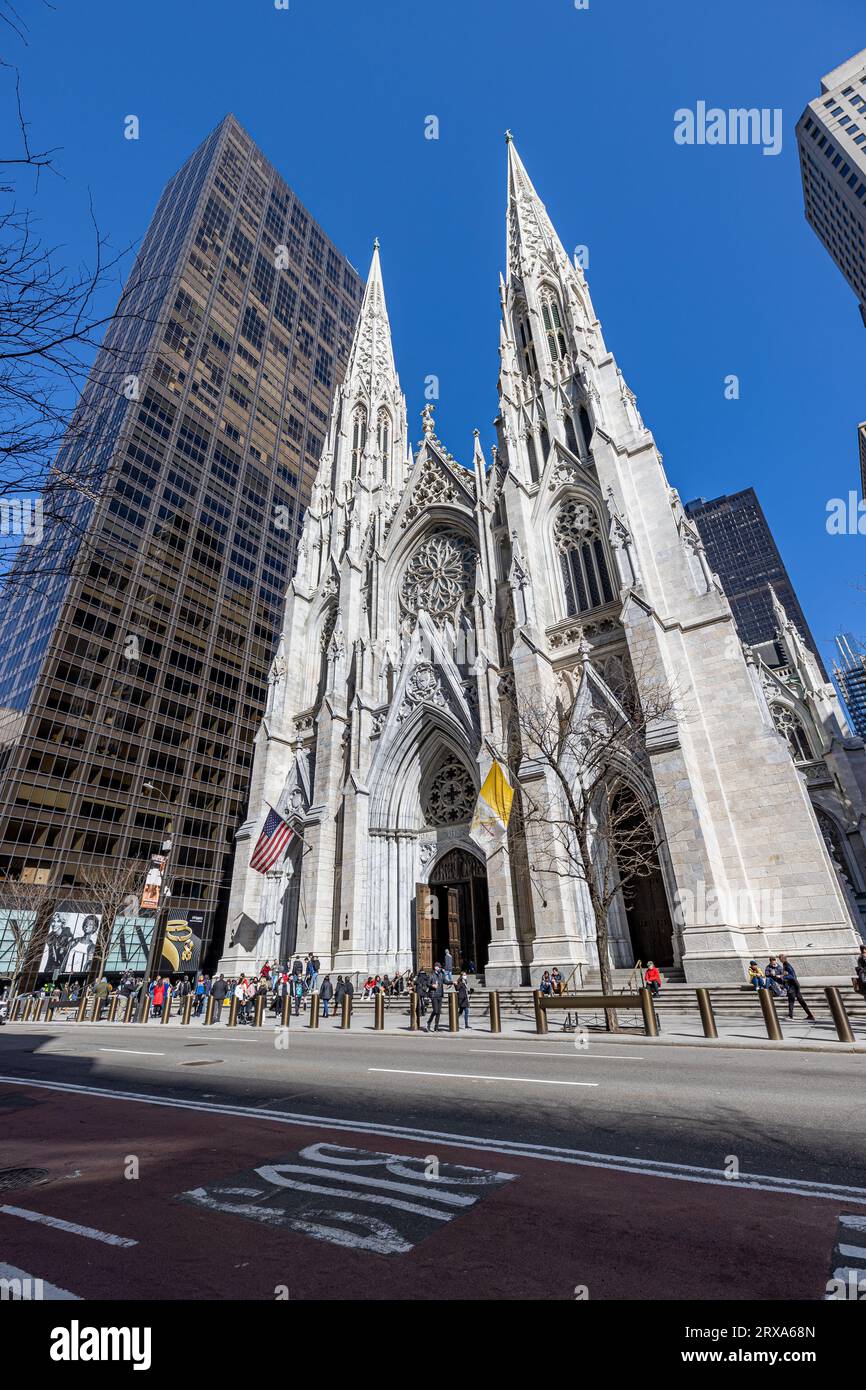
219;138;866;986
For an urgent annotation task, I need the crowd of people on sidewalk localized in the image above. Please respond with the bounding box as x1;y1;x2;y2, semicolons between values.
7;946;866;1034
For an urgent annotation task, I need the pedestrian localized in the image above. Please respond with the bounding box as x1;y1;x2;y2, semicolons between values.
539;970;553;996
855;943;866;996
320;974;333;1018
426;971;443;1032
444;948;454;984
551;967;564;996
764;956;785;998
415;967;429;1016
93;976;111;1019
779;954;816;1021
343;976;354;1018
193;974;207;1017
211;974;228;1023
309;955;319;992
151;976;166;1019
456;972;470;1029
294;974;305;1015
233;977;247;1022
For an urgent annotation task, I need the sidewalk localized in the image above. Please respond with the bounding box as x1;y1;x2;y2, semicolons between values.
14;1002;866;1052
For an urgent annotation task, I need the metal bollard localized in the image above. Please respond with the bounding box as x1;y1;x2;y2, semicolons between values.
533;990;548;1035
31;998;44;1023
123;994;136;1023
409;990;420;1031
825;986;855;1043
374;993;384;1030
489;991;501;1033
309;993;320;1029
758;987;783;1040
161;995;172;1025
695;987;718;1039
22;996;35;1022
280;993;292;1027
341;993;351;1029
227;996;238;1028
204;995;215;1026
75;993;88;1023
254;994;265;1028
181;995;193;1026
639;987;659;1037
448;992;458;1032
108;996;120;1024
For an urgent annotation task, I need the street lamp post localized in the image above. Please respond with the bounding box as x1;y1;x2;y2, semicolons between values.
136;781;175;1023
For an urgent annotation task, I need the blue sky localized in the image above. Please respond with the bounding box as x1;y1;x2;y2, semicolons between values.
8;0;866;673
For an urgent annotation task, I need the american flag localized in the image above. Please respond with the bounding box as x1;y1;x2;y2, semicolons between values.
249;807;293;874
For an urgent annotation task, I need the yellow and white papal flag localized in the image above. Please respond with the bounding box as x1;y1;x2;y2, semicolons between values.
470;761;514;849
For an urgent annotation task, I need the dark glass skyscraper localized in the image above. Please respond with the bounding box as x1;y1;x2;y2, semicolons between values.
0;114;362;968
683;489;827;677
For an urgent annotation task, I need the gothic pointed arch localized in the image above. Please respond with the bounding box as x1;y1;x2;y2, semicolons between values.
552;495;615;617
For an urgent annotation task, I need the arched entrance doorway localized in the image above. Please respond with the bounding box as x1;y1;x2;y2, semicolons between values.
415;848;490;973
610;789;675;968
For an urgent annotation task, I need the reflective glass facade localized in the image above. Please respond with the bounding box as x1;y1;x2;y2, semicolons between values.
684;489;827;679
0;115;362;966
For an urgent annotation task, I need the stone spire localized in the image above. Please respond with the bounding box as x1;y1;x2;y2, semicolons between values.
313;239;407;502
344;240;399;401
505;133;571;284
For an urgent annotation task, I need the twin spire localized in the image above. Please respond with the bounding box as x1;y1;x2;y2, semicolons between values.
341;133;571;432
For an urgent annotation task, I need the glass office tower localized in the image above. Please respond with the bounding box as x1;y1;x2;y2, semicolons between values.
0;114;362;972
683;489;828;678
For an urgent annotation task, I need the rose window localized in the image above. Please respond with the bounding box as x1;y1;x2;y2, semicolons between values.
401;530;476;621
423;756;476;826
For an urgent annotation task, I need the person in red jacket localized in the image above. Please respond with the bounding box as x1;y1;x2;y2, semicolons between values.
151;977;167;1018
644;962;661;997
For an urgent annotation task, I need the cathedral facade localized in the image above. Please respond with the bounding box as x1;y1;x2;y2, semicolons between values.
219;139;864;986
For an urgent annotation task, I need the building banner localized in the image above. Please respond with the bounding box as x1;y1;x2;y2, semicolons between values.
159;912;203;974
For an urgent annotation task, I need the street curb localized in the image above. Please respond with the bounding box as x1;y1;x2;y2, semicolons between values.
4;1019;865;1053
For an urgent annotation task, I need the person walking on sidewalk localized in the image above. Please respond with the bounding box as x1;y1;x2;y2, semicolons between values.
426;972;443;1032
343;976;354;1019
855;943;866;996
210;974;228;1023
320;974;333;1018
456;972;470;1029
779;954;816;1021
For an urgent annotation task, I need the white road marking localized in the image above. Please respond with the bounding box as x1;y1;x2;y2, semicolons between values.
0;1204;137;1247
254;1161;479;1206
98;1048;164;1057
841;1214;866;1232
838;1242;866;1259
0;1261;80;1299
368;1067;598;1087
469;1048;645;1061
2;1074;864;1205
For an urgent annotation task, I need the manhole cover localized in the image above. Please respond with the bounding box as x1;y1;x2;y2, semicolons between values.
0;1167;50;1191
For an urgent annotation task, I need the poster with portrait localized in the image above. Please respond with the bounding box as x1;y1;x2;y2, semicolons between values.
38;911;101;976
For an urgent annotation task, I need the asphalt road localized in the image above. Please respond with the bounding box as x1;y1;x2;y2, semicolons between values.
0;1020;863;1300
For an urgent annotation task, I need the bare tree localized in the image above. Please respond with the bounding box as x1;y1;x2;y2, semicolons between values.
75;859;148;980
0;876;56;991
495;645;680;1030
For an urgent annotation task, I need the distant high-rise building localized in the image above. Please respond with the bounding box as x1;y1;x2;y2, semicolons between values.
796;48;866;325
858;421;866;497
683;489;827;677
0;114;362;972
833;633;866;739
